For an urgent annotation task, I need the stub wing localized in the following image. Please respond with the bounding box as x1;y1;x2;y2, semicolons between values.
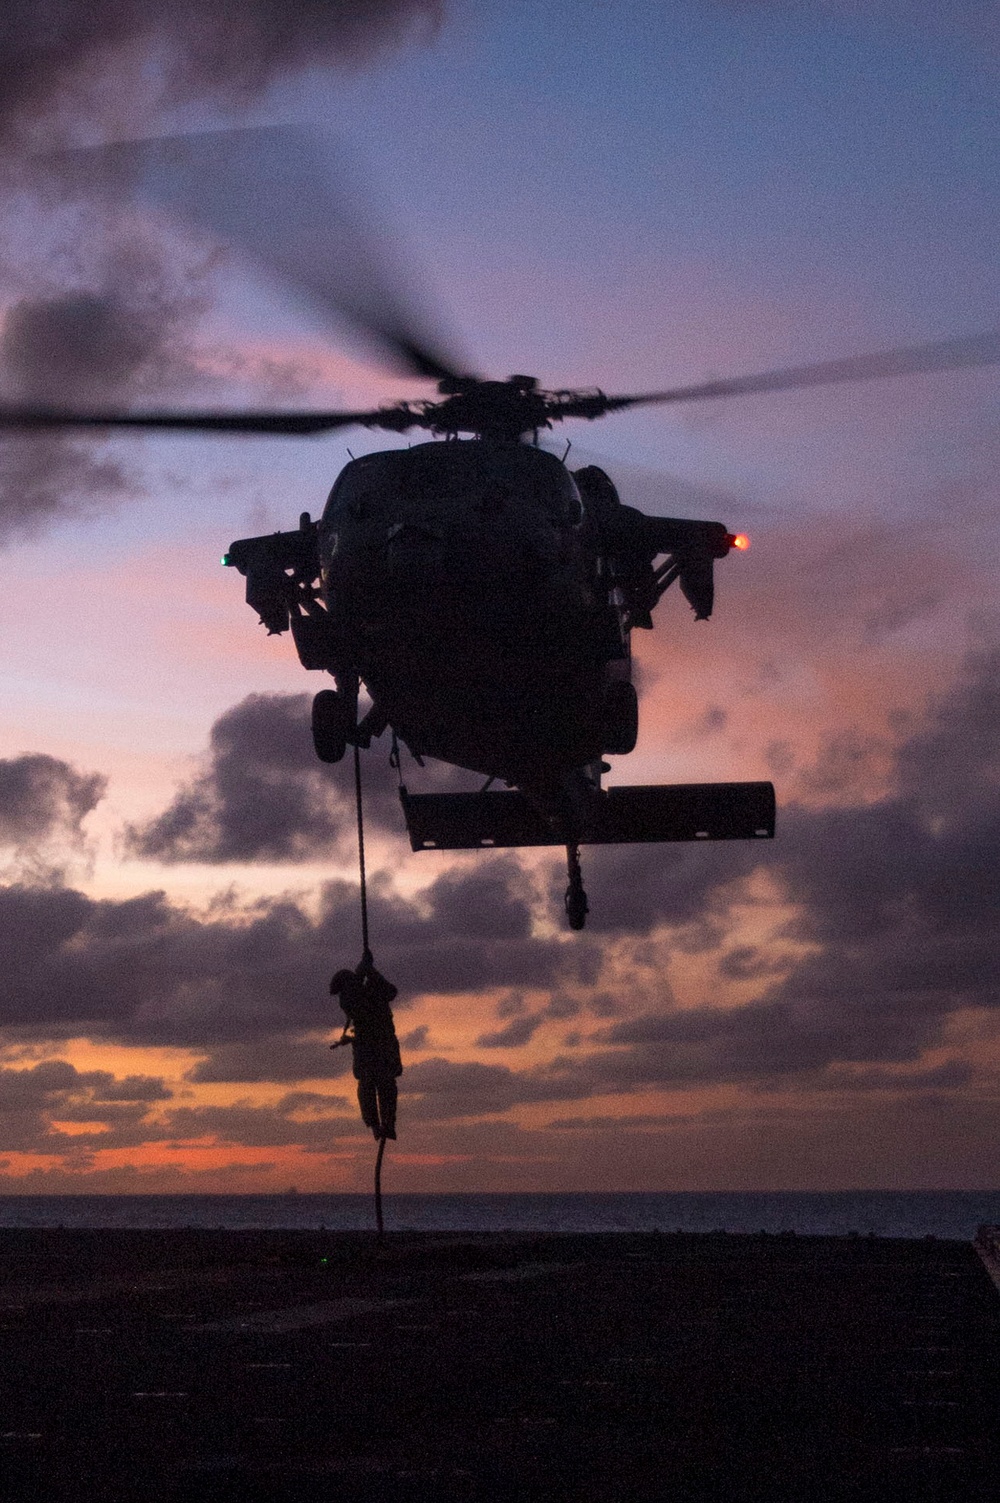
400;782;775;851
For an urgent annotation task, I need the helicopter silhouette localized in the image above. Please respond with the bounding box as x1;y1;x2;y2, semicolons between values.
4;128;1000;928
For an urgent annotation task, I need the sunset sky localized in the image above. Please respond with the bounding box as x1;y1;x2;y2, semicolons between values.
2;0;1000;1193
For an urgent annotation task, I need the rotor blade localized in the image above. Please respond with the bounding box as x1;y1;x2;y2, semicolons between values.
0;404;422;436
557;330;1000;417
44;126;468;384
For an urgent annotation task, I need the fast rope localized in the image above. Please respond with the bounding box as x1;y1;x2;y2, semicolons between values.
374;1133;387;1240
352;740;388;1243
353;741;370;962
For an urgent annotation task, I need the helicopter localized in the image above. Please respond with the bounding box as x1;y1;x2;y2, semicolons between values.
3;128;1000;928
219;373;770;933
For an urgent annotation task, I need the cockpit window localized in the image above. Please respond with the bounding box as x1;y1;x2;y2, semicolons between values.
323;441;582;526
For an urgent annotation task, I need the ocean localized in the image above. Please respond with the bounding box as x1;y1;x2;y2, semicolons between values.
0;1191;998;1239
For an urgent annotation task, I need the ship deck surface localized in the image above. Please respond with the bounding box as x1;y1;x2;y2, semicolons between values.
0;1228;997;1501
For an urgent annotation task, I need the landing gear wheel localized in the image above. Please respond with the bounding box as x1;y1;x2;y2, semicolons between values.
312;689;351;764
601;680;638;755
564;842;589;931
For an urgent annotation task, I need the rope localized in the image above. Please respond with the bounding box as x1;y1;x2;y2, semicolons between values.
374;1132;387;1243
353;741;370;960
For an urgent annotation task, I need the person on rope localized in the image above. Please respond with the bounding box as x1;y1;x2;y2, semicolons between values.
330;951;402;1140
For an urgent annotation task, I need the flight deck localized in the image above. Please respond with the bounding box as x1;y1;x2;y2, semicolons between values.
0;1227;997;1500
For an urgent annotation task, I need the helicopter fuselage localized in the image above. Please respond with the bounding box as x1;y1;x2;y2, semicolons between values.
226;436;736;809
317;440;626;791
223;434;766;925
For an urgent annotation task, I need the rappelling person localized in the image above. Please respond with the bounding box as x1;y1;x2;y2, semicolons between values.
330;952;402;1140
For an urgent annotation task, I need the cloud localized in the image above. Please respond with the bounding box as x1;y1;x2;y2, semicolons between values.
0;220;340;541
0;850;593;1060
476;1011;544;1048
127;693;365;863
0;233;206;402
559;647;1000;1095
0;2;444;146
400;1056;594;1119
154;1096;358;1152
127;691;481;864
0;1057;364;1159
10;645;1000;1123
0;218;220;541
0;1058;168;1106
568;839;759;938
0;1057;171;1153
184;1034;353;1084
0;433;129;541
0;3;445;540
0;753;105;853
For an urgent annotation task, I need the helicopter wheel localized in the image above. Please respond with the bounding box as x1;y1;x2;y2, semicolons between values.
601;680;638;755
312;689;351;764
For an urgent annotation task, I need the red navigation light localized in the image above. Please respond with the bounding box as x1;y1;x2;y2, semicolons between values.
730;533;750;551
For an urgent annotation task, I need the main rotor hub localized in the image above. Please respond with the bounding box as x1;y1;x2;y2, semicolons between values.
424;375;551;438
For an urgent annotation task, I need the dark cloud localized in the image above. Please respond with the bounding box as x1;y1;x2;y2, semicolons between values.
127;691;481;864
0;1058;167;1106
816;1058;974;1093
586;642;1000;930
472;991;584;1049
0;880;337;1040
127;693;364;864
185;1034;353;1084
717;944;785;981
0;1058;171;1153
156;1097;358;1152
553;648;1000;1094
11;647;1000;1115
545;994;581;1020
0;3;444;540
475;1011;544;1049
0;433;131;541
387;857;600;995
0;853;592;1061
587;997;856;1088
419;860;535;942
401;1056;593;1120
0;1057;363;1158
0;222;218;541
0;753;105;852
794;728;887;801
0;235;204;402
569;838;759;937
0;2;443;144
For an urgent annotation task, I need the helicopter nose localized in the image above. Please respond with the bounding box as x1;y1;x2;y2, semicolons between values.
386;521;446;585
